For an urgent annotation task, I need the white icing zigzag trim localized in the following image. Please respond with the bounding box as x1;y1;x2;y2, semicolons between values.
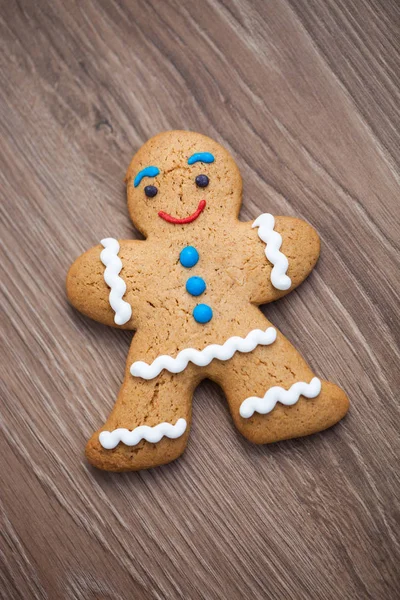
131;327;277;380
240;377;321;418
99;418;187;449
253;213;292;291
100;238;132;325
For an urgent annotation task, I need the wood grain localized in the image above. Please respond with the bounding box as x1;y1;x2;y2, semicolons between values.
1;0;399;598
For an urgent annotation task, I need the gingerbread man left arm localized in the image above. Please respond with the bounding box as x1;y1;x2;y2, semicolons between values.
66;239;142;329
237;214;320;304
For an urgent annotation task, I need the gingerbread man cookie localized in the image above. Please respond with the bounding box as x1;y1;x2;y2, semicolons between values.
67;131;349;472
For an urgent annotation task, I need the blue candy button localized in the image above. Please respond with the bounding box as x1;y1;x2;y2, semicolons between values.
179;246;199;268
186;276;206;296
193;304;213;324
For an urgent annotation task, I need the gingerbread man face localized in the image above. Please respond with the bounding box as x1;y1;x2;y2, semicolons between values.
67;130;349;472
125;131;242;236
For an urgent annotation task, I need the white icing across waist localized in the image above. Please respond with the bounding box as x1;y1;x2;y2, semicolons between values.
99;418;187;449
100;238;132;325
130;327;277;380
253;213;291;291
240;377;321;418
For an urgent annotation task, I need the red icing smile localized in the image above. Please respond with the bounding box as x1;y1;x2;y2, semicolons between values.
158;200;206;224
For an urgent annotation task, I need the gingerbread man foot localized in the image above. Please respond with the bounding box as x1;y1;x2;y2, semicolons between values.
85;337;195;471
205;312;349;445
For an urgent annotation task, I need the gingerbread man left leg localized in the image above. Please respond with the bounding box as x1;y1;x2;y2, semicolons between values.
209;319;349;444
85;338;198;472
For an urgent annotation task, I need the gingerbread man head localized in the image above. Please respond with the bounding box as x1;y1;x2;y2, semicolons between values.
125;131;242;236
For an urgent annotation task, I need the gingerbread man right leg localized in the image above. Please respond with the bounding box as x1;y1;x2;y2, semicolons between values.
209;321;349;444
86;339;197;472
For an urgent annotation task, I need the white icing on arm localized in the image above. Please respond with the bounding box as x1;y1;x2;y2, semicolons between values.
252;213;291;291
240;377;321;418
100;238;132;325
130;327;277;380
99;418;187;449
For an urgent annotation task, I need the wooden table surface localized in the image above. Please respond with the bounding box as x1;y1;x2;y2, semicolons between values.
1;1;399;598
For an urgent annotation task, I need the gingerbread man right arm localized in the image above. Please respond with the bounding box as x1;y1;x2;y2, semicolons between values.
237;214;321;305
66;238;141;329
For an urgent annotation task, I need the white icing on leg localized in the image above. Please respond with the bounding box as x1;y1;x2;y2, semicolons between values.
130;327;277;380
100;238;132;325
99;418;187;449
239;377;321;418
252;213;291;291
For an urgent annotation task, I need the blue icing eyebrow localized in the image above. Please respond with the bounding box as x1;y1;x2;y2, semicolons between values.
187;152;215;165
134;166;160;187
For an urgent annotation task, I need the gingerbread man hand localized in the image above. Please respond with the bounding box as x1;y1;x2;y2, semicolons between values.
67;131;349;472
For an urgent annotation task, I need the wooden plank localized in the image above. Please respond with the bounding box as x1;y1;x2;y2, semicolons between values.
1;0;399;598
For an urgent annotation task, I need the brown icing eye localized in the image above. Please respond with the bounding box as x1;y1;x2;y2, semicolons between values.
144;185;158;197
195;174;209;188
